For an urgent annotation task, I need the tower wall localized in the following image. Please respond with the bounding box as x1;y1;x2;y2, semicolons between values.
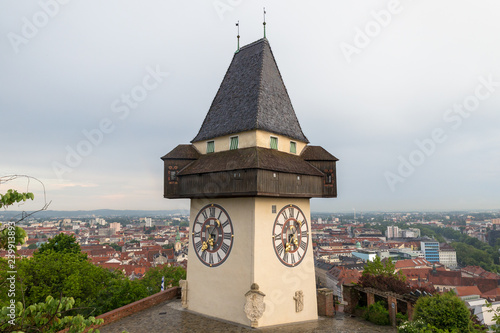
186;197;317;327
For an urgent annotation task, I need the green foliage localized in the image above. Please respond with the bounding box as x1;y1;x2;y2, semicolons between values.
0;226;27;250
90;273;148;315
413;292;474;332
9;251;113;310
363;301;390;326
108;243;122;252
484;301;500;333
140;265;186;295
37;233;82;256
362;256;405;281
415;224;500;273
0;295;102;333
0;189;34;209
28;243;38;250
396;312;408;326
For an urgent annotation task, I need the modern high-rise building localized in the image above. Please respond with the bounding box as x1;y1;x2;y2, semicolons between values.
386;226;399;239
145;217;153;227
420;240;440;263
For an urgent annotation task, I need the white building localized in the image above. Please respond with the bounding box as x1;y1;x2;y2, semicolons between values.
386;226;399;239
145;217;153;227
109;222;121;233
95;218;107;225
439;243;458;268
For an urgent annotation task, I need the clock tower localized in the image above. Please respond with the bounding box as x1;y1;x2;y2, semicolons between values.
161;38;338;327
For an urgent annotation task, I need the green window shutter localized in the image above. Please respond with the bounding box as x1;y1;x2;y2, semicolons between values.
270;137;278;150
290;141;297;154
207;141;215;153
230;137;239;150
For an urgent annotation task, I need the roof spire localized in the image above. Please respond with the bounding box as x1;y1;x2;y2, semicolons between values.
235;21;240;53
263;8;267;38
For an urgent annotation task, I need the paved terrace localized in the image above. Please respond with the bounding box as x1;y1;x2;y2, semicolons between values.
99;299;397;333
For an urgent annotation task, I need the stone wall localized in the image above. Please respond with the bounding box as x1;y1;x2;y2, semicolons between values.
317;288;334;317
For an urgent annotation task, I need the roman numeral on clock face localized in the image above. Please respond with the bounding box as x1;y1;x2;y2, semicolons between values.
276;242;284;255
272;204;309;267
193;204;234;268
221;242;230;254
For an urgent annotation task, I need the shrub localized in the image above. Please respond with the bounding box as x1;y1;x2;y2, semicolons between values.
413;292;474;332
396;312;408;326
364;301;390;326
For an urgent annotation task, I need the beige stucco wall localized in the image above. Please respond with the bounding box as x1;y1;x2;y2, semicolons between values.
187;197;254;326
192;130;307;155
253;197;318;326
186;197;317;327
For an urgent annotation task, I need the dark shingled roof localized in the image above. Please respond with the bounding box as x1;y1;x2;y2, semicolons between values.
161;145;200;160
191;38;309;143
177;147;323;177
301;146;339;161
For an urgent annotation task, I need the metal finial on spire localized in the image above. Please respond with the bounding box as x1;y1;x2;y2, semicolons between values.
263;8;267;38
235;21;240;53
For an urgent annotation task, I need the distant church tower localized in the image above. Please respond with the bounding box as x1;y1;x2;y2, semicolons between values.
161;38;338;328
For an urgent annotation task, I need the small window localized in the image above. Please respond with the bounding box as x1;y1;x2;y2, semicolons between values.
170;171;177;181
207;141;215;154
326;174;333;184
270;136;278;150
290;141;297;154
272;205;277;214
230;136;239;150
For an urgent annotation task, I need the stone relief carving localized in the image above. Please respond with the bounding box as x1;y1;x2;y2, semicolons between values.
179;279;188;308
244;283;266;328
293;290;304;312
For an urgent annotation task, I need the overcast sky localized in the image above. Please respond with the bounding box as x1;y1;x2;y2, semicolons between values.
1;0;499;213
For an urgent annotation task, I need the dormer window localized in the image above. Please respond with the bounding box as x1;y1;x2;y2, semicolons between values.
207;141;215;154
230;136;239;150
290;141;297;154
270;136;278;150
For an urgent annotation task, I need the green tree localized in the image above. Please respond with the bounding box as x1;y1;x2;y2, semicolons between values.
108;243;122;252
38;233;82;256
0;296;102;333
91;273;149;315
10;251;113;310
413;292;474;332
362;256;404;280
0;188;34;209
27;243;38;250
140;265;186;295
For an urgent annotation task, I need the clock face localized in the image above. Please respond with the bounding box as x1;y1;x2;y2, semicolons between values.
192;204;234;267
272;204;309;267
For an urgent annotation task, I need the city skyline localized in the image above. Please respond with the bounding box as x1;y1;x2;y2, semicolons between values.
1;1;499;212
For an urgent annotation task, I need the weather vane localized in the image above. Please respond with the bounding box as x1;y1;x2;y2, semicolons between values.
235;21;240;53
263;8;267;38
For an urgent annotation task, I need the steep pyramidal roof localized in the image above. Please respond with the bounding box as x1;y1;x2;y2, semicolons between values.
191;38;309;143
